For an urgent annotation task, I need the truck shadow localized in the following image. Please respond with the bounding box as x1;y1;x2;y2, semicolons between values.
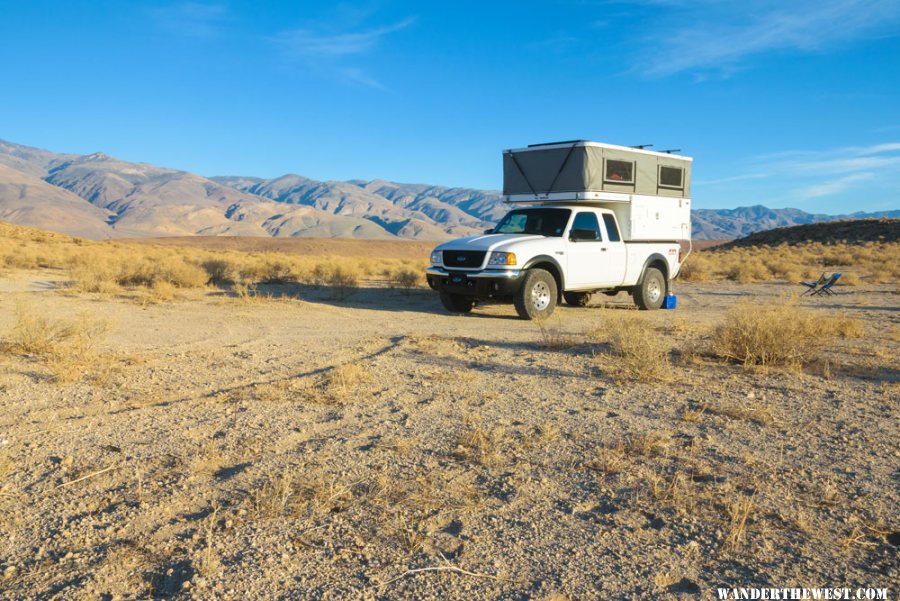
229;282;447;315
216;282;638;317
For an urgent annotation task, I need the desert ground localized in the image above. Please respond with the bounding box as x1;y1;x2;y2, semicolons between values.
0;236;898;600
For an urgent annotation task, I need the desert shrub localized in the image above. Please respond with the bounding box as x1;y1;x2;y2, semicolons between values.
68;259;121;294
328;266;359;300
390;268;421;293
828;315;865;338
256;256;298;283
148;280;177;302
711;300;824;368
308;264;329;288
678;253;716;281
726;259;771;283
201;259;237;286
124;256;208;288
588;311;671;381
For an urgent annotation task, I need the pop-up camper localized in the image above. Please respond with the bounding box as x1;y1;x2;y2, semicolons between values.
502;140;692;241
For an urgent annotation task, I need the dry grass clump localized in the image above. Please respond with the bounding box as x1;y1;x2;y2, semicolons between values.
828;315;866;338
723;494;755;552
711;300;825;368
536;320;578;349
455;416;506;467
587;312;671;381
321;363;371;402
2;301;112;383
588;442;628;476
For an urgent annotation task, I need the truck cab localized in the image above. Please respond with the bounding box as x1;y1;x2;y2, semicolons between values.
426;204;682;319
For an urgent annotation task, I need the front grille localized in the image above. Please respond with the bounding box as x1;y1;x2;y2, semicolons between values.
442;250;486;269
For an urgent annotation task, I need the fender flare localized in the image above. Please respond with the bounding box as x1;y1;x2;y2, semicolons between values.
522;255;566;293
638;253;670;285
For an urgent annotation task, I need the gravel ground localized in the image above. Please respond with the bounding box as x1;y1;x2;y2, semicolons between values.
0;274;897;600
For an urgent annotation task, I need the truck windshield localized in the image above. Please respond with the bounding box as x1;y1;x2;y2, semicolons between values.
491;208;571;237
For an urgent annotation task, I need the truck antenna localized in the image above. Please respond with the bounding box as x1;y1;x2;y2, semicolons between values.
630;144;654;149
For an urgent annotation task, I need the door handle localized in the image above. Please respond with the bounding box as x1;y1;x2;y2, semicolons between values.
600;247;608;252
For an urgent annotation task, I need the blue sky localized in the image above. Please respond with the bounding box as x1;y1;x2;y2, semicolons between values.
1;0;898;213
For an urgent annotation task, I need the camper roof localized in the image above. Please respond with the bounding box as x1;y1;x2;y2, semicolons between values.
506;140;693;162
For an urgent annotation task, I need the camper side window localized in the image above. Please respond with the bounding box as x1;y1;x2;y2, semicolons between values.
604;159;635;184
659;166;684;189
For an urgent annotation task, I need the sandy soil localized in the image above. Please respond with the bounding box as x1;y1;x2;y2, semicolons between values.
0;274;897;600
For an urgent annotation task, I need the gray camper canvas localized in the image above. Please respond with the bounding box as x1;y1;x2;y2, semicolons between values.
503;141;692;198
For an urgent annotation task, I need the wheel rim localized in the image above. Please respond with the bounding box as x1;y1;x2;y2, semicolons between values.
647;278;662;303
531;281;551;311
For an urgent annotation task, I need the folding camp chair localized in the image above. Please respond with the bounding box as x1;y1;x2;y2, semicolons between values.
810;273;841;296
800;273;828;296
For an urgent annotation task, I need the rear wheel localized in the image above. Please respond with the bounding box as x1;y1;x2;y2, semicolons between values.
632;267;666;310
440;292;475;314
514;269;558;320
563;291;591;307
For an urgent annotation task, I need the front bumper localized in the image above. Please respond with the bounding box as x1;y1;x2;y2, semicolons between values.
425;267;524;297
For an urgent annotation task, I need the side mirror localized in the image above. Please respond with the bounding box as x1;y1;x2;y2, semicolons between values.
569;228;598;241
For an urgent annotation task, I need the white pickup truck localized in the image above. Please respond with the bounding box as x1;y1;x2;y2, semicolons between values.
425;205;683;319
425;140;692;319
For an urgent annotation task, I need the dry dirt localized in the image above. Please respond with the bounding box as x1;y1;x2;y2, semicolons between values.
0;272;897;600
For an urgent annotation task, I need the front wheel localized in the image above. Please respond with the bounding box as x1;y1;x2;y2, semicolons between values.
632;267;666;310
440;292;475;314
514;269;558;320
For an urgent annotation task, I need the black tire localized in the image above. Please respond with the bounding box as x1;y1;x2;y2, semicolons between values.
439;291;475;314
514;269;558;320
603;290;619;297
563;291;591;307
632;267;666;310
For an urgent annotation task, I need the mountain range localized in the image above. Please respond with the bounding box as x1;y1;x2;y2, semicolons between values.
0;138;896;241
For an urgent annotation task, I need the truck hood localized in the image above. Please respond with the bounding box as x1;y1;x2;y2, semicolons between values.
435;233;545;252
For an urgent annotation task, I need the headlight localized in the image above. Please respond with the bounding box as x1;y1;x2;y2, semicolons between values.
430;250;442;265
488;251;517;266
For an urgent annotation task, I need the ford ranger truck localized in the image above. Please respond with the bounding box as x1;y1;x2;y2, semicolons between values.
425;205;683;319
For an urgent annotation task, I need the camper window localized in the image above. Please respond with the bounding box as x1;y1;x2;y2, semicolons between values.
604;159;635;184
659;165;684;189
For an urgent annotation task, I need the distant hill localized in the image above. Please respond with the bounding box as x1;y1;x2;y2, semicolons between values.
717;218;899;249
692;205;900;239
0;137;896;241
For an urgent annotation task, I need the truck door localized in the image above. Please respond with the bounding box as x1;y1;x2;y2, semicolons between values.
600;213;627;286
564;211;606;289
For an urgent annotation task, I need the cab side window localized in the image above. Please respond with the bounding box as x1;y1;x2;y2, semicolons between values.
602;214;621;242
570;212;602;241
